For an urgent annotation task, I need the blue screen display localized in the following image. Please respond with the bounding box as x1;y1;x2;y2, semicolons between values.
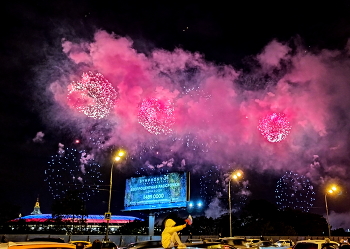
124;172;188;211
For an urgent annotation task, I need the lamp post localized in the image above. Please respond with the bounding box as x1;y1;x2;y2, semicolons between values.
324;185;338;238
105;150;125;241
228;170;243;237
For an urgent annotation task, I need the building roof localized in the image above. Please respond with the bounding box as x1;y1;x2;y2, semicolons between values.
11;214;142;224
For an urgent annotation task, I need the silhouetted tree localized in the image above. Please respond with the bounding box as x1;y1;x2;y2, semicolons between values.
238;200;328;236
51;190;87;233
239;199;279;235
332;228;350;236
0;202;20;224
190;216;217;235
280;208;328;235
0;202;21;233
117;219;148;234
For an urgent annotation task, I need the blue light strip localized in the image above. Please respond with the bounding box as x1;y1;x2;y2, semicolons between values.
13;214;142;221
123;201;187;211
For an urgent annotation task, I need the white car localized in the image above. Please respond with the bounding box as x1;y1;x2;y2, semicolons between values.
275;240;294;247
294;240;339;249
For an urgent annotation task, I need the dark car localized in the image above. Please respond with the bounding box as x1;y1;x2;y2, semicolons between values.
27;238;65;243
127;240;162;249
86;241;118;249
218;237;247;249
340;244;350;249
102;241;118;249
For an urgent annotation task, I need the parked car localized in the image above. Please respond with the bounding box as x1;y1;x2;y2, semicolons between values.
69;241;92;249
184;241;226;249
218;237;247;249
274;240;294;247
126;240;223;249
0;241;75;249
127;240;162;249
191;242;225;249
293;240;339;249
27;238;65;243
258;241;275;249
101;241;118;249
86;240;118;249
245;239;262;248
340;244;350;249
187;239;205;243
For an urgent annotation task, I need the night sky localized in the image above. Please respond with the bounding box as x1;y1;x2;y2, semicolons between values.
1;0;350;229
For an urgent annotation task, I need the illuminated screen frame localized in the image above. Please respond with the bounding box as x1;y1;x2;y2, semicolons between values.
124;172;189;211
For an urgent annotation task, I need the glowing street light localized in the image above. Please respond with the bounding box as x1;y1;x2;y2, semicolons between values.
324;184;339;238
228;170;243;237
187;200;204;213
105;149;126;241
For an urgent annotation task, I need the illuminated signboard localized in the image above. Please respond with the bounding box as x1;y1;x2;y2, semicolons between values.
124;172;188;211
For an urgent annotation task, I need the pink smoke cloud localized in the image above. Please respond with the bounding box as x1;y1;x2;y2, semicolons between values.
257;39;291;70
44;30;350;218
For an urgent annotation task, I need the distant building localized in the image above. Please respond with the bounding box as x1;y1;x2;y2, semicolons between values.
30;197;42;215
9;198;142;233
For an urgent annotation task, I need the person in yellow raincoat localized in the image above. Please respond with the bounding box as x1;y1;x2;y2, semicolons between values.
161;218;187;248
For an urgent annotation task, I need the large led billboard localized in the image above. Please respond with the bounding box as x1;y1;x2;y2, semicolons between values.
124;172;189;211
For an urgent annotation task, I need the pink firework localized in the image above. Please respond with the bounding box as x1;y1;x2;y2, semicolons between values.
67;71;118;119
138;98;175;135
258;113;292;142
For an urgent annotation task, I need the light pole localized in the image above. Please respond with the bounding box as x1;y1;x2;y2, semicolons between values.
228;170;243;237
105;150;125;241
324;185;338;238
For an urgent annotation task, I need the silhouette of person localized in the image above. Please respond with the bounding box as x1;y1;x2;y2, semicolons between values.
92;240;102;249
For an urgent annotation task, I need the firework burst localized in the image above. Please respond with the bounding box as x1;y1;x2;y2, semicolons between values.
67;71;118;119
45;147;103;201
258;112;292;142
138;98;175;135
275;171;315;212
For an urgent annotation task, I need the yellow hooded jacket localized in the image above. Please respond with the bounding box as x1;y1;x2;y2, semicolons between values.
161;219;186;248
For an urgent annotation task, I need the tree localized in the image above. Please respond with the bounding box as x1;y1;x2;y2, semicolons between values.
0;202;20;224
51;190;87;234
238;200;327;236
189;216;217;235
0;202;21;233
117;219;148;235
280;208;328;235
239;199;280;235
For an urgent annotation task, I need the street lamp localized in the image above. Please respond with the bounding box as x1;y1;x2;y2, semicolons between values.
228;170;243;237
105;150;126;241
324;185;338;238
